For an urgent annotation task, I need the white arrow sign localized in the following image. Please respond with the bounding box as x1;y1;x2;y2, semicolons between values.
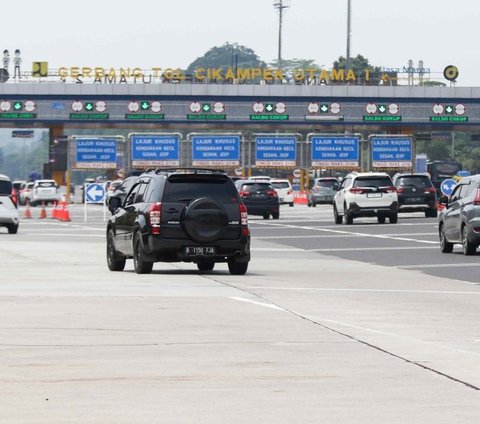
85;183;106;203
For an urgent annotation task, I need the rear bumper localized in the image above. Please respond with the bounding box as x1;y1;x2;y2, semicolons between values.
310;193;335;204
145;234;251;263
243;201;279;216
348;201;398;217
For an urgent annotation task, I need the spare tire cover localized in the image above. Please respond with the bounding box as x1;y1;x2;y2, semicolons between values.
183;197;229;243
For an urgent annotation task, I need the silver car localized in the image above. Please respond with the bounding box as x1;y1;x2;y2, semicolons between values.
439;174;480;255
307;177;340;207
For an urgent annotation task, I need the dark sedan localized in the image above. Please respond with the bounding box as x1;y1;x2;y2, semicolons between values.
235;180;280;219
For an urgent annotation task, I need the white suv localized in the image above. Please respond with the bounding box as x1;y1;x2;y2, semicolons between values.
31;179;61;206
0;174;19;234
333;172;399;224
271;179;294;207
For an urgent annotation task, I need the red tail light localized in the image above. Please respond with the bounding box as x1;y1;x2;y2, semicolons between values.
396;187;406;194
148;202;162;235
312;186;320;193
425;186;436;194
473;188;480;206
239;191;250;198
384;186;397;193
239;202;248;226
267;190;278;197
349;188;365;194
10;188;18;206
287;189;293;195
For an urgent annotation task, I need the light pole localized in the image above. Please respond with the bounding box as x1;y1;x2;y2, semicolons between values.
346;0;352;73
273;0;290;66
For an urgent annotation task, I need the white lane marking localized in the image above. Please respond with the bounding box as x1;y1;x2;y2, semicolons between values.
229;297;285;311
254;233;437;239
18;233;104;238
400;263;480;269
251;248;305;252
247;287;480;294
309;246;438;252
258;222;437;244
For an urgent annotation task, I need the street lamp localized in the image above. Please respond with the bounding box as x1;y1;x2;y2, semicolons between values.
273;0;290;66
346;0;352;73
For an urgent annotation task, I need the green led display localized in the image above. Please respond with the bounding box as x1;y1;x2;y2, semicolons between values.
125;114;165;120
430;116;468;123
250;114;289;121
0;112;36;119
186;114;226;120
363;116;402;122
70;113;109;120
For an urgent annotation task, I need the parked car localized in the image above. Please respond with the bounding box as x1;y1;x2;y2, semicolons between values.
271;179;294;207
307;177;340;207
333;172;398;224
392;173;437;217
30;180;61;206
106;168;250;275
20;182;34;205
438;174;480;255
0;174;19;234
235;179;280;219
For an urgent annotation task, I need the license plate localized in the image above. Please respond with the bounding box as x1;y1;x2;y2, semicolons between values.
367;193;382;198
185;246;216;256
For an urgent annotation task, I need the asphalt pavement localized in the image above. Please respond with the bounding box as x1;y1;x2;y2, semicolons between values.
0;203;479;423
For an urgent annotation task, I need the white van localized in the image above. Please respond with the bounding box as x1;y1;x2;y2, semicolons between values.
0;174;20;234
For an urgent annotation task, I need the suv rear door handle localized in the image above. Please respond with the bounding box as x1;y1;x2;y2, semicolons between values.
166;208;180;213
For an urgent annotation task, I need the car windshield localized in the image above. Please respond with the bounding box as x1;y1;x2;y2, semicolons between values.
0;180;12;195
271;182;290;189
354;177;392;188
37;181;56;188
316;179;339;189
163;177;239;203
240;183;272;192
396;176;433;187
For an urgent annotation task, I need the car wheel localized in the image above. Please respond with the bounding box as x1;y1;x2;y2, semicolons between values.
377;215;386;224
228;260;248;275
345;211;353;225
389;213;398;224
333;205;342;225
462;225;476;256
289;202;294;207
263;213;270;219
7;224;18;234
272;211;280;220
439;223;453;253
307;202;312;207
425;208;438;218
106;230;126;271
133;232;153;274
312;202;317;208
197;260;215;272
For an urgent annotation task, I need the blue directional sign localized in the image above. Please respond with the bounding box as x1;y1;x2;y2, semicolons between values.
255;136;297;166
440;179;457;196
75;139;117;169
192;135;240;165
371;137;413;168
85;183;106;203
311;136;360;167
131;135;180;166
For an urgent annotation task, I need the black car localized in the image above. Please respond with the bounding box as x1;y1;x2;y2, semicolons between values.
392;173;437;217
234;179;280;219
106;169;250;275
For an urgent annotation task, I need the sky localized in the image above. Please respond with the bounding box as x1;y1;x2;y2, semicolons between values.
1;0;479;85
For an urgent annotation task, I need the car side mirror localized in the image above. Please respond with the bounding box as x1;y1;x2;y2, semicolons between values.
108;196;122;213
438;195;448;207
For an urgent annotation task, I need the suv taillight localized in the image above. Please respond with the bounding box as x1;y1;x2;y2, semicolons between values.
473;188;480;206
267;190;278;197
396;187;405;194
239;191;250;198
425;186;436;194
349;188;365;194
10;188;17;206
149;202;162;235
239;202;248;226
384;186;397;193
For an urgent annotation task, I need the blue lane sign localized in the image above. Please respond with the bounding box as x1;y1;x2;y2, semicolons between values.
440;179;457;196
85;183;106;203
75;139;117;169
192;135;240;166
131;135;180;166
255;136;297;167
371;137;413;168
311;136;360;167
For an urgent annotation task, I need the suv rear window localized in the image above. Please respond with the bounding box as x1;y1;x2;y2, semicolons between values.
240;183;272;192
354;177;392;188
396;176;433;187
316;179;339;189
36;181;56;188
163;176;239;203
0;180;12;195
271;181;290;189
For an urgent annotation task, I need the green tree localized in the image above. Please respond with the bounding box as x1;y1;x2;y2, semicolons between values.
333;55;385;85
186;42;266;73
269;58;322;71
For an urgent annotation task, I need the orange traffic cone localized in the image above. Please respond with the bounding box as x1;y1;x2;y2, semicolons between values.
58;201;71;222
50;202;59;219
39;202;47;219
23;200;32;219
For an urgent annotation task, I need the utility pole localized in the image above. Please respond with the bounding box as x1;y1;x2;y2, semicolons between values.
273;0;290;67
346;0;352;73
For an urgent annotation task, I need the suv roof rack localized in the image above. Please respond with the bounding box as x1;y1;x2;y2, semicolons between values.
145;167;226;175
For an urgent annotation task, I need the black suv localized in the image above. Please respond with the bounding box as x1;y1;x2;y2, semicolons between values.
392;173;437;218
106;169;250;275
